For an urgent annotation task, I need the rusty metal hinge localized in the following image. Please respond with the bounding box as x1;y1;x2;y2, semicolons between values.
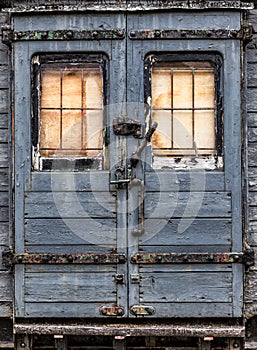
113;116;142;138
130;305;155;316
1;28;125;45
2;250;126;267
130;251;254;267
99;305;124;317
129;27;253;41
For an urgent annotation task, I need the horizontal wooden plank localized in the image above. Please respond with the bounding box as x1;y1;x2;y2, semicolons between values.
25;264;116;274
248;145;257;166
0;192;8;206
25;192;116;218
0;272;12;301
25;272;116;302
0;207;8;222
140;272;232;303
140;245;232;253
144;192;231;218
246;46;257;63
0;144;8;168
145;171;224;192
248;192;257;206
0;43;8;65
24;302;117;318
247;113;257;128
0;302;12;318
31;172;110;192
0;222;8;244
0;90;8;114
249;167;257;191
249;127;257;143
142;218;231;246
25;245;117;254
0;114;8;129
0;130;8;143
139;264;232;273
25;218;116;246
247;63;257;88
0;66;9;89
0;171;8;191
129;302;233;318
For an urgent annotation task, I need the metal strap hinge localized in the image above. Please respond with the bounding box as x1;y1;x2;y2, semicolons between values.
130;251;255;267
2;250;126;268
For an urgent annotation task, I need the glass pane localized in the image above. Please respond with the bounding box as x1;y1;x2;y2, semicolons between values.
194;110;215;149
173;111;193;149
152;69;171;109
83;68;103;109
194;70;215;109
62;70;82;109
62;110;82;150
41;70;60;108
173;70;193;109
152;110;172;149
83;110;103;152
40;110;60;153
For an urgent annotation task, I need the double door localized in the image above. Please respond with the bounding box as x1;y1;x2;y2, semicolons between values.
13;11;243;318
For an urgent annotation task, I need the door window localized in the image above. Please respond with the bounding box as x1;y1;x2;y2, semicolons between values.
32;54;107;171
145;54;223;169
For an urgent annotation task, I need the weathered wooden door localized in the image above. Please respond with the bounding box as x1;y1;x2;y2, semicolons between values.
13;10;243;319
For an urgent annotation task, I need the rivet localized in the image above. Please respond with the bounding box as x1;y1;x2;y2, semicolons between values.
233;342;240;348
94;255;99;262
41;31;48;39
155;30;161;38
117;308;124;316
233;255;240;262
66;31;73;39
92;31;98;38
20;343;26;348
67;255;73;263
119;255;126;263
183;255;188;262
130;31;136;38
117;30;124;37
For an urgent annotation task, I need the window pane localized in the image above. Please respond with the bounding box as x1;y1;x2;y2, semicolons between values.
152;69;171;109
40;110;60;155
41;70;60;108
62;70;82;109
194;110;215;149
152;110;172;149
62;110;82;150
173;70;192;109
83;68;103;109
173;111;193;149
83;110;103;153
194;70;215;109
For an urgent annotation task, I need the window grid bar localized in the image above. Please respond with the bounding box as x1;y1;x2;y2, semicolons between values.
171;69;174;149
41;107;102;111
152;107;214;111
81;69;84;152
60;70;63;149
192;68;195;149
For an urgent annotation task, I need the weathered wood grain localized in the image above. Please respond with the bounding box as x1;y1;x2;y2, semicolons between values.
145;171;224;192
248;144;257;166
0;191;8;206
25;192;116;218
25;218;116;246
0;43;8;65
140;245;232;254
31;171;110;192
0;171;8;191
0;272;12;301
247;88;257;112
0;90;8;114
141;218;231;246
144;192;231;218
0;144;8;168
249;128;257;143
0;66;9;89
25;272;116;302
139;272;232;303
0;207;8;221
248;113;257;128
0;114;8;129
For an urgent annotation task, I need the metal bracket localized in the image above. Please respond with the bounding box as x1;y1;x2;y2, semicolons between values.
113;116;142;138
130;251;255;266
2;250;126;267
129;25;253;42
130;305;155;316
1;28;125;45
99;306;124;317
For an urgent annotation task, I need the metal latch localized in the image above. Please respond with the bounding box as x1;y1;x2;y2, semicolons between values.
99;305;124;316
113;116;142;138
130;121;158;168
130;305;155;316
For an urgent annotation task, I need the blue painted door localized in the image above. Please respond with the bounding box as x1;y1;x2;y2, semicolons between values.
13;10;243;319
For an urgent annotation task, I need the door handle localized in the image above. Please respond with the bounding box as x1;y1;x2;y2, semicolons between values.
130;121;158;168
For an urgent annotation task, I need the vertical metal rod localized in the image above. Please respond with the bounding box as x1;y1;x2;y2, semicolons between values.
113;337;126;350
